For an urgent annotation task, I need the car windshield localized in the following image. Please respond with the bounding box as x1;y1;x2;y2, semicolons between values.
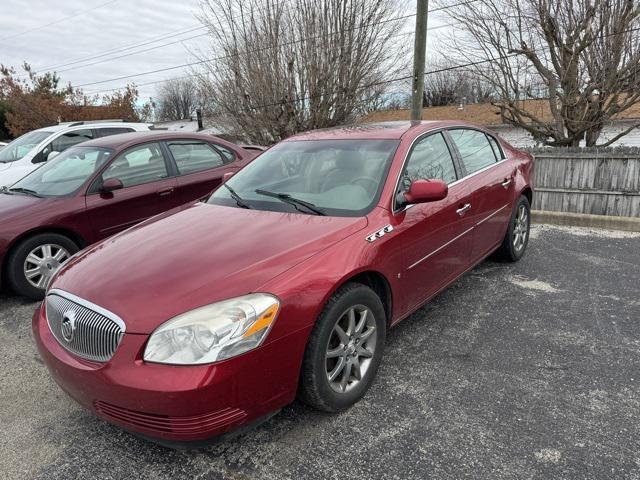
208;139;399;217
0;130;52;163
10;146;113;196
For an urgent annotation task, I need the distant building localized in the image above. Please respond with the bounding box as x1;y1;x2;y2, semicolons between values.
361;99;640;148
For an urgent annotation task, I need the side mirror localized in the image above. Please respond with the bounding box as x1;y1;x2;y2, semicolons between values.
47;151;60;161
100;177;124;193
222;171;235;183
404;179;448;205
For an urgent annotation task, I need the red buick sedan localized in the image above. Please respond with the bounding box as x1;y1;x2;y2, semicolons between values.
0;132;257;299
33;121;533;446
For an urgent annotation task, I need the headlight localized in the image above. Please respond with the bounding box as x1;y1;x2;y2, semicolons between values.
143;294;280;365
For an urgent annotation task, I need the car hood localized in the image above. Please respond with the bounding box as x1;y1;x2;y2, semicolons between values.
52;203;368;334
0;162;35;187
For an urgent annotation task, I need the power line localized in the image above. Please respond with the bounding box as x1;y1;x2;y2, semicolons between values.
55;32;209;74
72;13;419;88
83;21;640;98
0;0;119;42
31;0;301;73
34;26;206;72
70;0;478;87
84;25;457;95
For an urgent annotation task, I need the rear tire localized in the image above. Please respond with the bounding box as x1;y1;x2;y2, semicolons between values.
6;233;79;300
496;195;531;262
299;283;386;412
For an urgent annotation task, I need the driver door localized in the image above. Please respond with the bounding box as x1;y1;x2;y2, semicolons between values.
394;132;474;313
85;142;179;239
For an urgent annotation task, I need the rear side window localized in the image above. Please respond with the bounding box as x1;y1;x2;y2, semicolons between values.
95;127;135;137
487;135;503;160
101;142;168;188
167;141;225;175
51;129;94;153
448;129;496;175
214;144;235;162
403;132;457;185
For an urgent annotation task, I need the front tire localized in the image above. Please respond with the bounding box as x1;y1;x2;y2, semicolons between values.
299;283;387;412
6;233;79;300
496;195;531;262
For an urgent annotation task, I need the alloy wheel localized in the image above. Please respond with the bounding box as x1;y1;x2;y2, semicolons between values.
23;243;70;289
512;204;529;252
325;304;377;393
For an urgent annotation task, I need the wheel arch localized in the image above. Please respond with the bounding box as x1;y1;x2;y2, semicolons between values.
521;186;533;206
2;226;86;279
321;269;394;326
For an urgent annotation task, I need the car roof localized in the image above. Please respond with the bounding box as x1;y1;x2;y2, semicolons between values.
32;122;149;134
75;131;231;150
285;120;489;141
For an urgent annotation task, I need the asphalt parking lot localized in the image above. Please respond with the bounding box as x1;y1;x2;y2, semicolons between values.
1;224;639;480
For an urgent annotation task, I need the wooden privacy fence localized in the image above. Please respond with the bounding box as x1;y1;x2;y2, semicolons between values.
531;150;640;218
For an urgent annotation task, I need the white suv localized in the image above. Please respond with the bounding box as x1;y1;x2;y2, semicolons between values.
0;120;151;186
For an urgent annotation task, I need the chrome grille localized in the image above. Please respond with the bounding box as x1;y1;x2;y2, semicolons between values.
46;290;125;362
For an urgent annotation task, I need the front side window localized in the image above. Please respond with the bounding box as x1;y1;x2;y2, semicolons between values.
0;130;52;163
9;146;112;196
167;141;225;175
100;142;168;188
208;139;399;217
403;132;457;186
50;129;94;153
448;129;496;175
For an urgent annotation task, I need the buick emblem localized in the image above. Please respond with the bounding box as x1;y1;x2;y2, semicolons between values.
61;310;76;342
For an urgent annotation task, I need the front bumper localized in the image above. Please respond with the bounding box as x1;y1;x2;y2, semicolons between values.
32;305;310;443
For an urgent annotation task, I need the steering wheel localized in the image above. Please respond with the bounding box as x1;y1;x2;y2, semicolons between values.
351;176;378;195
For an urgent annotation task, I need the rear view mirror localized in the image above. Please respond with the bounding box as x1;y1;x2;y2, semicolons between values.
101;178;124;193
404;179;448;205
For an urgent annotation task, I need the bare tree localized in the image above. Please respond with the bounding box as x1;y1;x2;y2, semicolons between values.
423;61;495;107
155;77;200;121
446;0;640;147
197;0;408;144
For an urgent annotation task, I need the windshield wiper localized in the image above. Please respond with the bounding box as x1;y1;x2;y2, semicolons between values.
8;187;42;197
222;183;251;209
255;189;326;216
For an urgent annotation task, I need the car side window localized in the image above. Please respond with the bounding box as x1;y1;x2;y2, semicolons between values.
101;142;168;188
403;132;457;187
448;129;497;175
95;127;135;137
486;134;503;160
167;141;225;175
50;129;94;153
214;144;235;163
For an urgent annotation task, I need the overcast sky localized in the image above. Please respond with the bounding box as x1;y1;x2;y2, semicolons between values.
0;0;450;102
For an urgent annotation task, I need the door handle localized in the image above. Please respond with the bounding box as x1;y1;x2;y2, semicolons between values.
157;187;175;196
501;178;513;189
456;203;471;216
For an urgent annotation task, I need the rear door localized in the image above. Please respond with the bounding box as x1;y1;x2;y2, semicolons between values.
447;128;514;262
165;139;235;203
394;131;474;311
85;141;180;238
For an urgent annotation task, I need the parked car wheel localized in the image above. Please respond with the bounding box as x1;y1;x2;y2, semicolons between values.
299;282;386;412
6;233;79;300
497;195;531;262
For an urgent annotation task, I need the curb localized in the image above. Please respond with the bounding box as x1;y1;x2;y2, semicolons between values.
532;210;640;232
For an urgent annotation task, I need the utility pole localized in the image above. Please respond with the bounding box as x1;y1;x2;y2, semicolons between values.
411;0;429;121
